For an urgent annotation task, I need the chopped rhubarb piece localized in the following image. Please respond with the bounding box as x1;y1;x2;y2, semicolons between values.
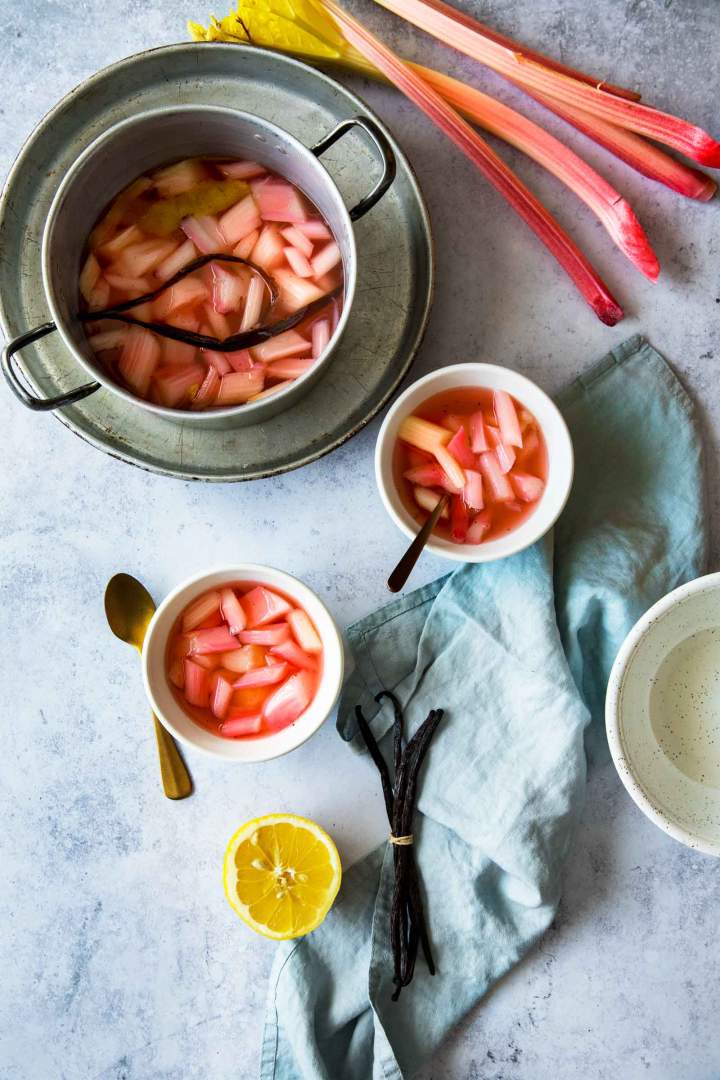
79;253;101;302
216;369;265;406
219;193;261;245
210;263;245;314
116;238;177;278
263;670;316;730
413;486;449;517
241;586;292;628
266;357;314;380
168;657;185;689
233;228;259;260
154;238;197;282
118;327;160;396
467;510;492;544
204;349;232;376
219;587;247;634
470;410;490;452
487;426;516;473
218;160;266;180
88;329;128;352
236;623;292;644
247;381;294;402
296;218;332;241
403;463;460;493
311;318;331;359
516;428;540;463
187;625;239;655
204;304;232;340
478;452;514;502
511;471;545;502
220;644;266;673
434;445;466;490
226;349;254;372
450;495;469;542
463;468;484;510
311;241;341;278
180;214;227;254
153;276;208;317
398;415;451;454
232;663;289;689
184;659;210;707
211;673;234;720
222;712;263;737
252;178;308;223
86;277;111;311
240;275;265;331
494;390;523;447
274;268;324;312
154;158;208;197
154;364;205;408
98;224;144;257
281;225;314;258
104;272;152;296
440;414;466;434
251;329;312;364
284;245;313;277
269;640;318;671
189;365;218;410
192;652;222;671
446;426;478;469
250;224;285;271
287;609;323;653
182;589;221;631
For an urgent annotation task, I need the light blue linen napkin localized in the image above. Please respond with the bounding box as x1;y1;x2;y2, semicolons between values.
260;335;706;1080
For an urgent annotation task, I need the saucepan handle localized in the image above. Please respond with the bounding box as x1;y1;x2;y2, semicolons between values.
1;322;100;411
310;116;397;221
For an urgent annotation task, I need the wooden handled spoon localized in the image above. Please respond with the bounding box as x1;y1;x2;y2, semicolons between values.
387;495;449;593
105;573;193;800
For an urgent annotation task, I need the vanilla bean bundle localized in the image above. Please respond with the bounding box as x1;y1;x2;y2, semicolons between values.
355;691;443;999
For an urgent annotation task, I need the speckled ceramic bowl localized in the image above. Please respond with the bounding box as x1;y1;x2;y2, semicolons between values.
606;573;720;857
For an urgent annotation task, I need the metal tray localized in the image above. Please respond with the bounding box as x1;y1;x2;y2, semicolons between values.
0;43;433;481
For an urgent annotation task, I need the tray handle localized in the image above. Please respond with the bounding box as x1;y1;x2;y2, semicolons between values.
2;322;100;411
311;116;396;221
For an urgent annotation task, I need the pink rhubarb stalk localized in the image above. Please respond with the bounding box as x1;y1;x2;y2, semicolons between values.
415;65;659;279
373;0;720;166
322;0;623;324
521;86;717;203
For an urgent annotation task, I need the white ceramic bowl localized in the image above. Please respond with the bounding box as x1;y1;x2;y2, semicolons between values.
142;565;344;762
606;573;720;856
375;363;574;563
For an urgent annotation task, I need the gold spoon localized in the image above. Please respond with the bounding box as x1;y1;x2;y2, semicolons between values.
105;573;193;800
387;494;449;593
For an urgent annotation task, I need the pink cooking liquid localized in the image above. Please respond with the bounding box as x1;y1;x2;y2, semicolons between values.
166;581;324;739
78;156;343;410
393;385;548;545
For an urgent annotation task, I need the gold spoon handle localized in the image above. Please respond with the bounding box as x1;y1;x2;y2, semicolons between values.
152;714;193;800
387;494;449;593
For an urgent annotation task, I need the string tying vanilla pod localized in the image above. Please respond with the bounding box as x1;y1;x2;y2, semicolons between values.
354;691;444;999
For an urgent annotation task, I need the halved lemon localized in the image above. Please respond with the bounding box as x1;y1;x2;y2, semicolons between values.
223;813;342;940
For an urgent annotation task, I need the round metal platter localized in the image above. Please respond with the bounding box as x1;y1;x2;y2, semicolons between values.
0;43;433;481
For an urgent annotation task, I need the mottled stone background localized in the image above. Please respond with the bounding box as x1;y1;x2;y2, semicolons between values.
1;1;718;1077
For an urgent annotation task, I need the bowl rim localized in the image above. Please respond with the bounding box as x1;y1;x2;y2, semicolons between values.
605;571;720;858
141;563;345;762
374;361;574;563
41;102;355;423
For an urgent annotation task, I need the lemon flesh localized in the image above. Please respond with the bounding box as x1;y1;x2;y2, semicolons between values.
223;814;342;940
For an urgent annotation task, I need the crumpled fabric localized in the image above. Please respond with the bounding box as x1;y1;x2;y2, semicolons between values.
261;336;707;1079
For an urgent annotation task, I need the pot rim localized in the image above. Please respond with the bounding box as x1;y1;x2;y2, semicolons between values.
40;102;356;423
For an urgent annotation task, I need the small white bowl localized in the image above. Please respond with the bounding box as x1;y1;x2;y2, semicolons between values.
375;363;574;563
142;565;344;763
606;573;720;857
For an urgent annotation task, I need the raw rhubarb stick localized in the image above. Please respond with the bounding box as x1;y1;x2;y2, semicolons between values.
372;0;720;166
321;0;623;324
